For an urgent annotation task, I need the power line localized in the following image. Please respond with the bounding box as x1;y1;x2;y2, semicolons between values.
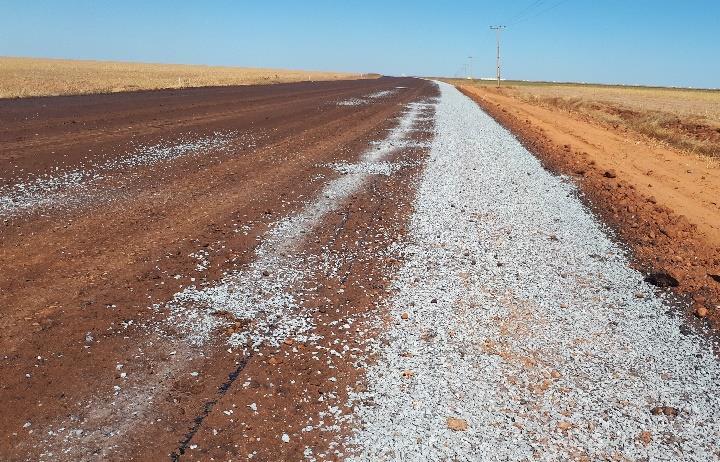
484;1;571;86
508;0;570;26
505;0;546;25
453;64;465;78
489;25;506;87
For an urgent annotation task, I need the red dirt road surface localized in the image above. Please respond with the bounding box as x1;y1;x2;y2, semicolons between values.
4;79;720;462
0;78;437;460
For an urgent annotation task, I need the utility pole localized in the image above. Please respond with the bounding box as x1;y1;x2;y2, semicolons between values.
490;25;506;87
467;56;474;80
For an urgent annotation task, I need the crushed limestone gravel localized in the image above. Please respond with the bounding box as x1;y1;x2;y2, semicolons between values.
347;81;720;461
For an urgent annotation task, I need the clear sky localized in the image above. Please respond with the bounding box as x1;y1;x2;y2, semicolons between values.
1;0;718;88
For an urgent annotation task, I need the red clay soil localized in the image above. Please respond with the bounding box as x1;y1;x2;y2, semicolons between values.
181;120;435;461
0;78;437;460
459;86;720;332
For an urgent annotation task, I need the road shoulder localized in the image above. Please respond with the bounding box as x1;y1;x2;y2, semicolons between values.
458;84;720;331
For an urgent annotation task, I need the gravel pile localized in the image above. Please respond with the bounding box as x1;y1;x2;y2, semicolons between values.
348;82;720;461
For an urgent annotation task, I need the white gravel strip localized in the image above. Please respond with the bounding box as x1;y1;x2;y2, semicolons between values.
348;82;720;461
157;100;429;350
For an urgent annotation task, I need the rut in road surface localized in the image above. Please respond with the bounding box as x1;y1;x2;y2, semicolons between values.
348;82;720;461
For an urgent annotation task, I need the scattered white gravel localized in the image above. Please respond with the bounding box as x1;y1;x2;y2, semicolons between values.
0;132;237;218
337;98;367;107
365;90;396;99
324;161;398;176
337;89;398;106
348;82;720;461
157;99;429;350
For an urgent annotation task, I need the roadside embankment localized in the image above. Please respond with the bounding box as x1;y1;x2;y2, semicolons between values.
458;84;720;330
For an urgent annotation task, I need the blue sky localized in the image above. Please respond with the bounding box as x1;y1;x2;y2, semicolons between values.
1;1;718;88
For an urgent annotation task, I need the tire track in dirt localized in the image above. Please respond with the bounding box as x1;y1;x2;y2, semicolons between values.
170;352;252;461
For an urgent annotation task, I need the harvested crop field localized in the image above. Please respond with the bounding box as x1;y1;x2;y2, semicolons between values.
0;56;374;98
1;78;719;461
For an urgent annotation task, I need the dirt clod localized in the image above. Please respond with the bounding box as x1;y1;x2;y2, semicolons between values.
644;272;679;288
638;430;652;446
446;417;468;431
695;305;709;318
651;406;679;417
557;421;573;431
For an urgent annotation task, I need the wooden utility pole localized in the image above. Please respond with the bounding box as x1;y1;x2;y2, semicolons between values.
490;26;506;87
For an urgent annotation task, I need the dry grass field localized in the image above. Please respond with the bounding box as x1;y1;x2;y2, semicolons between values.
447;79;720;158
0;56;376;98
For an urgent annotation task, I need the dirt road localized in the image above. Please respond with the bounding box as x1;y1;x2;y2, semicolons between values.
1;79;719;461
1;77;436;460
